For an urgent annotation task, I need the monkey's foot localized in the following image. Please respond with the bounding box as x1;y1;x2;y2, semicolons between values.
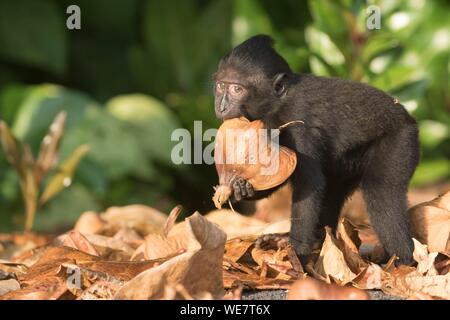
255;233;289;250
231;177;255;201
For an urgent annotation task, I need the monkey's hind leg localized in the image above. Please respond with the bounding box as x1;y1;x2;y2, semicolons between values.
361;124;419;265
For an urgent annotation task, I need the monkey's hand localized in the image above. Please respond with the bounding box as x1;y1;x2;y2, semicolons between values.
255;233;289;250
230;177;255;202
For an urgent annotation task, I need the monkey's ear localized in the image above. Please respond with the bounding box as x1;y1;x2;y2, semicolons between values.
272;73;288;97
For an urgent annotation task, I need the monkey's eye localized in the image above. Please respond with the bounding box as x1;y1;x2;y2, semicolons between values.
230;84;244;96
216;82;225;92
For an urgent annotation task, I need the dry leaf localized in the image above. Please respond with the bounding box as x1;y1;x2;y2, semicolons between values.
0;276;67;300
74;211;106;235
0;279;20;296
0;260;28;278
352;263;387;290
224;237;255;262
101;205;168;235
113;227;143;247
8;246;161;300
375;239;450;299
223;258;257;275
82;234;135;259
387;272;450;299
164;205;182;237
138;234;187;260
114;212;226;299
314;227;356;285
250;246;301;280
336;219;368;274
170;209;290;240
132;208;189;260
61;231;100;256
409;191;450;253
412;238;438;276
77;280;123;300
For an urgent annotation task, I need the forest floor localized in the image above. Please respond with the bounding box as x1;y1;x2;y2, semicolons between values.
0;183;449;300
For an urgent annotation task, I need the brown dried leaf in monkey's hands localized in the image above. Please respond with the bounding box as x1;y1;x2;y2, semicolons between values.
212;117;297;208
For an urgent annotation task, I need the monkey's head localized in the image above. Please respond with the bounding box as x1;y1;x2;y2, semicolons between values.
213;35;292;121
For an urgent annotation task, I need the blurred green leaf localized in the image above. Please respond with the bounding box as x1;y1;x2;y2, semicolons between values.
0;84;32;123
371;65;422;92
11;84;149;180
419;120;450;150
0;0;67;74
233;0;273;45
305;26;345;68
412;158;450;186
106;94;180;166
11;85;92;148
362;34;400;64
307;0;352;59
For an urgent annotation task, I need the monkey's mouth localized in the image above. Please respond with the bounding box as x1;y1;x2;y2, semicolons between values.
216;108;242;121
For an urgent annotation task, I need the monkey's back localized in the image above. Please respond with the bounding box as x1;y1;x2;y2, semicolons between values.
290;74;417;152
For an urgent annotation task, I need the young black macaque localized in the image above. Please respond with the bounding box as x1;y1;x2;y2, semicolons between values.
213;35;420;265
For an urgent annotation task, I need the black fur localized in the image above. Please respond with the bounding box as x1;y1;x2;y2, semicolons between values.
214;35;420;265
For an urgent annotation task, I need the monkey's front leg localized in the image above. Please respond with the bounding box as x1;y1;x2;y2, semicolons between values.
289;159;326;263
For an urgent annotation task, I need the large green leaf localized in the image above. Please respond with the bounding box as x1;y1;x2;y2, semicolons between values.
106;94;180;166
11;85;92;147
11;84;152;181
0;84;32;124
412;159;450;186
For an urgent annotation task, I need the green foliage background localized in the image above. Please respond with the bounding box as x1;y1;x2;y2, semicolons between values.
0;0;449;231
